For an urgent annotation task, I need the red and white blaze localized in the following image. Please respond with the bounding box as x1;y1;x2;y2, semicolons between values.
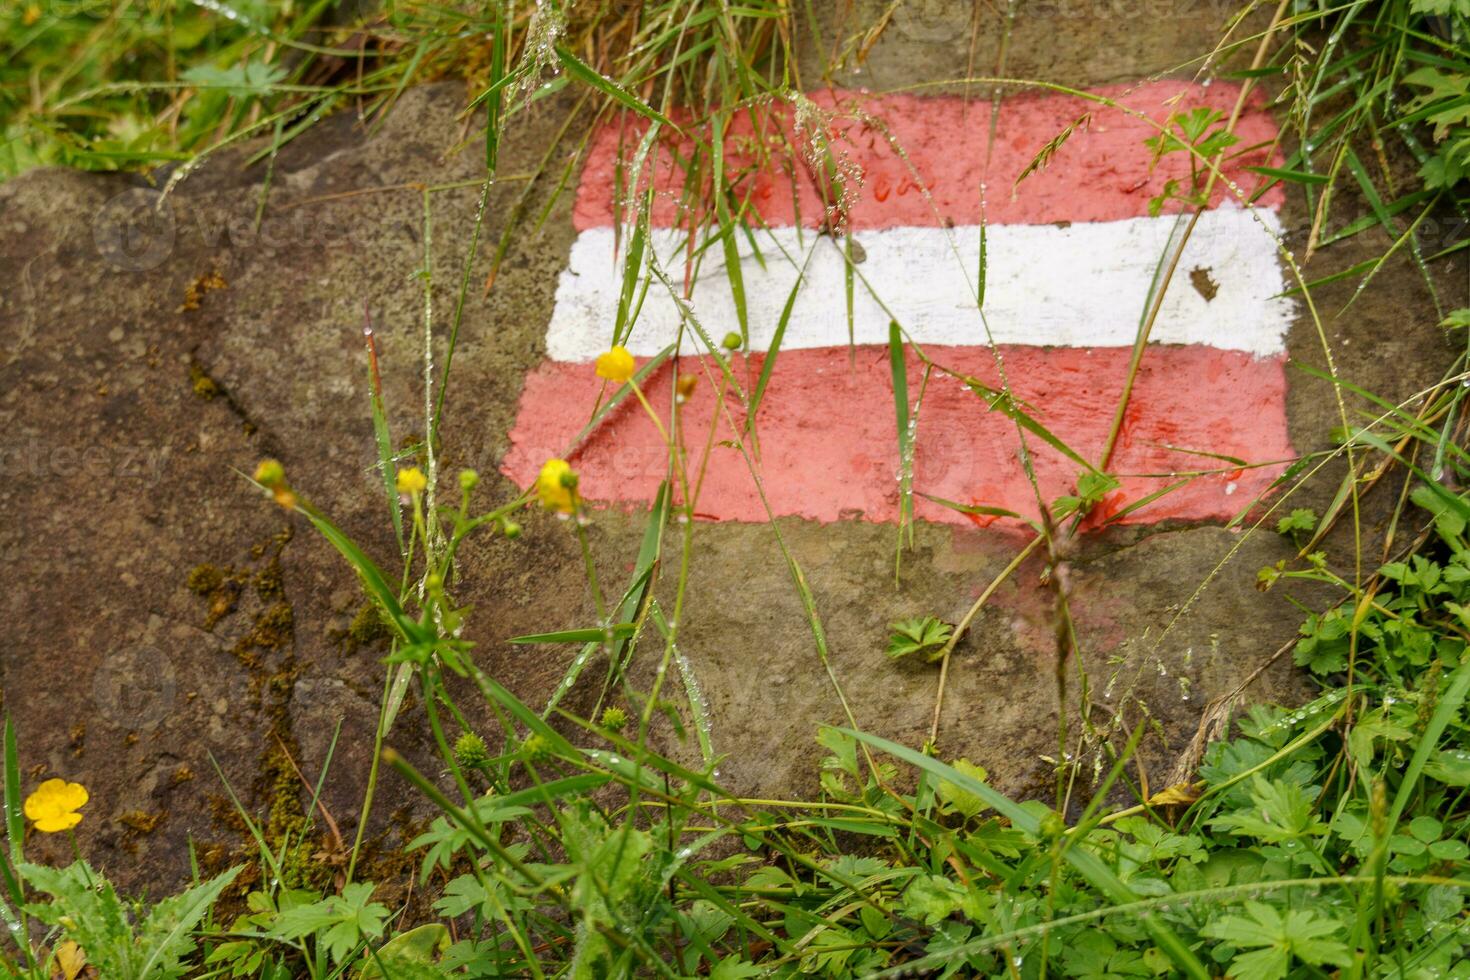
504;81;1294;526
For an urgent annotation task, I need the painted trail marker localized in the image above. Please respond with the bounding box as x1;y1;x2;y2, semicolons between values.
504;82;1295;526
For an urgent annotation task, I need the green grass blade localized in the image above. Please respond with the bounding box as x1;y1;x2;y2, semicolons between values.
976;221;988;309
649;602;715;766
554;45;681;133
844;232;855;349
745;245;815;438
963;377;1098;473
844;728;1211;979
563;344;675;456
510;624;638;645
300;506;431;645
1388;657;1470;829
1098;478;1192;526
542;565;656;717
485;2;507;172
1246;165;1330;185
2;717;21;867
918;493;1029;524
889;321;914;558
712;112;749;347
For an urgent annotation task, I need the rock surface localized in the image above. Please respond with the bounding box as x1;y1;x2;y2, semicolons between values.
1;0;1464;892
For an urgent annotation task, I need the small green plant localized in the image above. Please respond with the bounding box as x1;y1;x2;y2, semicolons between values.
1276;506;1317;537
885;616;954;663
1144;106;1242;216
21;861;240;980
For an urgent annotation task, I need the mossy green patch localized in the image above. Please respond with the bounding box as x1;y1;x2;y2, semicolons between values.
189;362;220;400
118;810;166;834
187;563;224;595
342;601;392;654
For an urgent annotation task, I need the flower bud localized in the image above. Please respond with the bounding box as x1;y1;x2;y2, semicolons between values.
520;733;554;763
254;459;285;487
1038;810;1067;840
453;732;490;769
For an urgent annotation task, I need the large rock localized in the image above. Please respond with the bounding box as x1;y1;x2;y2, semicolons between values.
1;4;1463;894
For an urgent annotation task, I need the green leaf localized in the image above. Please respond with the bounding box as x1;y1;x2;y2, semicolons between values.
901;874;966;925
885;616;953;663
1276;508;1318;536
553;46;680;133
357;923;450;979
181;61;286;98
890;321;914;538
134;866;243;978
1441;308;1470;330
710;959;763;980
1413;0;1470;12
1202;902;1351;979
1423;749;1470;786
1411;482;1468;540
509;623;637;644
964;378;1097;473
843;728;1211;978
935;759;990;819
3;717;21;867
23;860;239;980
1246;165;1330;185
1209;776;1329;851
817;726;860;779
269;882;388;965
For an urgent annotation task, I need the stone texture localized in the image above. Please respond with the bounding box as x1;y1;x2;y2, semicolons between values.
1;3;1465;894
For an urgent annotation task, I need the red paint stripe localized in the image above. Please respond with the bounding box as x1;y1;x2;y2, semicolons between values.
502;346;1291;527
573;81;1284;232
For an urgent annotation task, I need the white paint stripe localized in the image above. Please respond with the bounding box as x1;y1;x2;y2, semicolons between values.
544;207;1293;361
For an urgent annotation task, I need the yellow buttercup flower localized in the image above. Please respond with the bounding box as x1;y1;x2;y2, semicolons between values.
396;466;427;496
24;779;88;833
595;346;636;384
537;459;578;513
